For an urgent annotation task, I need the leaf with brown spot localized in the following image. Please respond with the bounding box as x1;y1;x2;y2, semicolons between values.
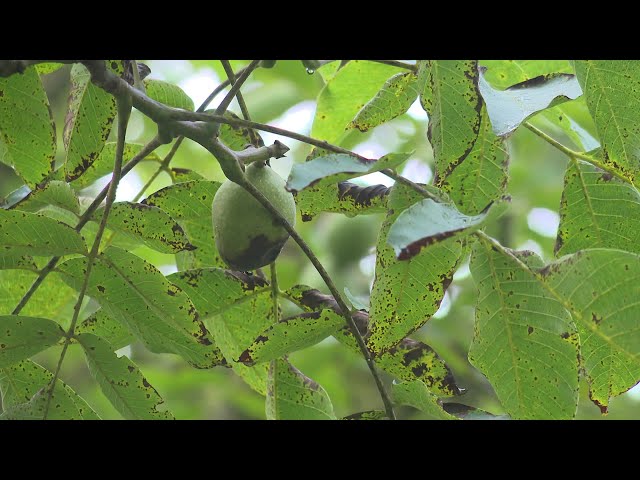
393;380;457;420
0;315;65;368
216;111;264;149
77;333;173;419
420;60;483;184
168;267;273;394
91;201;194;254
0;65;55;188
0;253;38;272
76;309;135;350
143;181;225;269
64;61;124;182
10;180;80;214
266;358;335;420
57;247;224;369
479;60;573;90
342;410;388;420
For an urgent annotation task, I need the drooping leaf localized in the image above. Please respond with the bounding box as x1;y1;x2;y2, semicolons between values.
312;60;401;144
342;410;388;420
480;60;573;90
393;380;457;420
72;142;162;189
420;60;483;184
64;61;124;182
0;210;86;256
540;249;640;412
387;197;507;261
286;152;410;193
0;65;55;187
238;309;344;365
77;333;174;419
469;241;579;419
76;309;135;351
143;180;225;269
57;247;224;369
144;79;194;111
295;181;390;222
0;270;77;321
366;184;464;355
441;106;509;215
479;69;583;137
0;315;65;368
574;60;640;180
168;268;272;394
556;160;640;256
91;201;194;254
349;64;427;132
265;358;336;420
10;181;80;214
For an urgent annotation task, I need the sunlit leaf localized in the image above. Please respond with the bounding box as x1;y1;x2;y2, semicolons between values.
480;60;573;90
76;309;135;351
144;79;194;111
10;181;80;214
0;65;55;187
393;380;457;419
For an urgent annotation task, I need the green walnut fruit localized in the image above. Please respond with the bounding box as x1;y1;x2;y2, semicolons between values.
212;163;296;271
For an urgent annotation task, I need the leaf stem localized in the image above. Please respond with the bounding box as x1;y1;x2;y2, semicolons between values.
43;96;132;419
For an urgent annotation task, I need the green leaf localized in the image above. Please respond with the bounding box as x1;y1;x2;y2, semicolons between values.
1;359;51;408
72;142;162;189
312;60;401;144
366;184;463;355
0;315;65;368
393;380;457;420
36;63;65;75
541;249;640;412
440;107;509;215
1;382;80;419
76;309;135;350
286;152;410;193
169;168;206;183
469;241;579;419
295;180;390;222
64;61;123;182
266;358;336;420
574;60;640;180
480;60;573;90
0;210;87;256
387;197;507;261
0;254;37;271
534;101;600;152
479;69;583;137
420;60;483;184
556;160;640;256
0;65;56;187
92;201;194;254
342;410;387;420
10;181;80;214
77;333;174;419
143;180;225;269
349;66;427;132
168;268;272;394
57;247;223;369
144;79;194;111
238;309;344;365
217;111;264;149
0;270;77;320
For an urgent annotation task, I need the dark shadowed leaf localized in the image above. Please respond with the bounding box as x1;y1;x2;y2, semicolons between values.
64;61;124;182
0;315;65;368
266;358;335;420
479;69;582;137
0;210;87;256
57;247;224;369
342;410;388;420
91;201;194;254
0;65;55;187
469;241;579;419
77;333;174;419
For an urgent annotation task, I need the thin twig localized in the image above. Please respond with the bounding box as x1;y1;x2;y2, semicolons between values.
237;175;396;420
43;96;132;419
524;122;633;185
11;137;163;315
220;60;260;147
